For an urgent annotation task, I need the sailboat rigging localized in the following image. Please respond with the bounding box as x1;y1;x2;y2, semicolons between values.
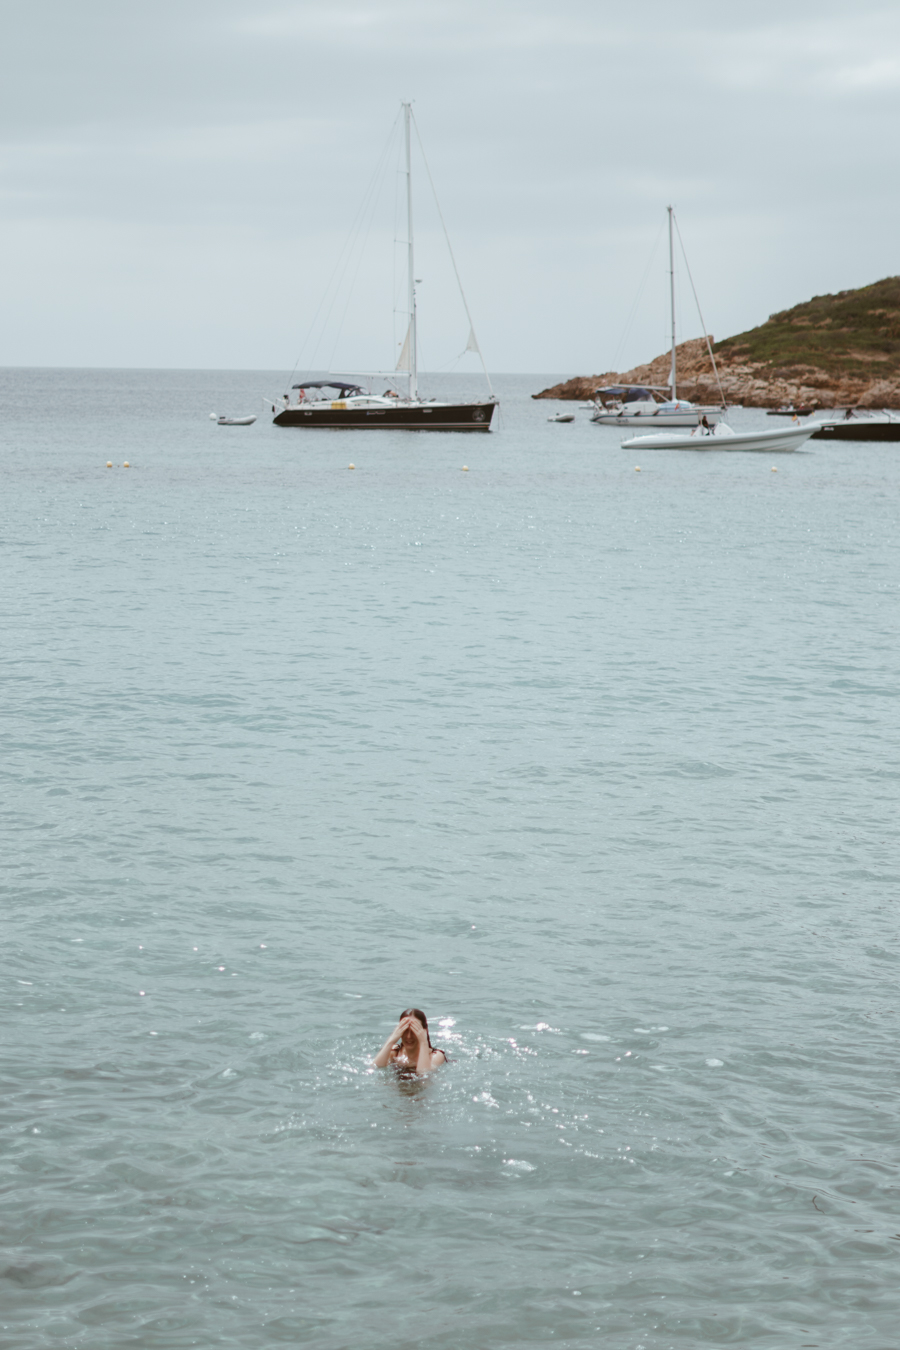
591;207;726;429
274;104;497;432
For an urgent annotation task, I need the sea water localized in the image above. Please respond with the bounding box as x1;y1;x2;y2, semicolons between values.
2;368;899;1349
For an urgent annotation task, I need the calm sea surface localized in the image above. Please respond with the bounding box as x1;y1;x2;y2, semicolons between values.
2;368;899;1349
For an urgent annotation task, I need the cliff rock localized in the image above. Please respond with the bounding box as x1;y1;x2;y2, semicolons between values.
534;277;900;408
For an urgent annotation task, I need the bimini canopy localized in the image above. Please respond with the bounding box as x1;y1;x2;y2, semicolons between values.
595;385;662;400
292;380;364;395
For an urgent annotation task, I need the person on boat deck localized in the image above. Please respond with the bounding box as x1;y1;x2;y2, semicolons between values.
373;1008;447;1074
700;414;711;430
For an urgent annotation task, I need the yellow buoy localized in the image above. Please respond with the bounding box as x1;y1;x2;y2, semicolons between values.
106;461;112;468
348;463;355;470
635;466;641;472
123;462;130;468
462;465;469;471
771;466;778;472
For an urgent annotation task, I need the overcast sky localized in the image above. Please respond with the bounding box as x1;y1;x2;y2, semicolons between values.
2;0;899;373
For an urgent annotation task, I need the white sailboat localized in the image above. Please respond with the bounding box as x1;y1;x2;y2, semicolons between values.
617;218;817;452
274;104;497;432
592;207;725;428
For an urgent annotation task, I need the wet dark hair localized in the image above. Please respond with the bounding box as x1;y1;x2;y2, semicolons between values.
398;1008;433;1050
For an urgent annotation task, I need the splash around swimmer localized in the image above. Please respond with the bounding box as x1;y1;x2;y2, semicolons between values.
373;1008;447;1074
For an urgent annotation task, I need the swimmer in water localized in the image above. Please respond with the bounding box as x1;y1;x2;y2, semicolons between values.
373;1008;447;1074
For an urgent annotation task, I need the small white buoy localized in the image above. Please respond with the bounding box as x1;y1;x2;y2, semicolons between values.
210;413;217;421
106;461;112;468
634;466;641;472
771;466;778;472
348;463;355;470
123;462;130;468
462;465;469;471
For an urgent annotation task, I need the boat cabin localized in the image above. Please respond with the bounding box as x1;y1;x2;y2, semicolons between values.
594;385;668;409
289;380;366;404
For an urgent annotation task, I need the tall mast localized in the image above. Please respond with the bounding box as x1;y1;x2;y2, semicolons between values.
403;102;418;401
667;205;676;401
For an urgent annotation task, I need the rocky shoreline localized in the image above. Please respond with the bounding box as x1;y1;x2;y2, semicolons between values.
533;336;900;408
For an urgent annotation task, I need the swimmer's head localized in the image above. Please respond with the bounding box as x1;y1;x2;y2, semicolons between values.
398;1007;432;1048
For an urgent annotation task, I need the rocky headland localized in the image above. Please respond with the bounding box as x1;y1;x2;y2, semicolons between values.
534;277;900;408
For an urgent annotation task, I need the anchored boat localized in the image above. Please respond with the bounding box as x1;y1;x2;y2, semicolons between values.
621;422;816;452
592;207;726;430
591;385;723;427
274;381;494;431
809;409;900;442
274;104;496;433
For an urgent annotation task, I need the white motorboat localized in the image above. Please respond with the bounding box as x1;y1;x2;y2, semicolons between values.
621;421;816;452
548;411;575;422
211;414;257;426
274;104;496;433
592;207;726;429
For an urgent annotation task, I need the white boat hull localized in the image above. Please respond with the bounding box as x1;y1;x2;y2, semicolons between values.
620;423;816;452
593;408;722;428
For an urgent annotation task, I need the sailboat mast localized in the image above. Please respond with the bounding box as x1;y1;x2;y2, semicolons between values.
667;205;676;401
403;102;418;401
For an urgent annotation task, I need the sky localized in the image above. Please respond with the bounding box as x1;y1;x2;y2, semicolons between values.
2;0;900;374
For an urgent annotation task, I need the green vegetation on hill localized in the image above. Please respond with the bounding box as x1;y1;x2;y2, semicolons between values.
714;276;900;376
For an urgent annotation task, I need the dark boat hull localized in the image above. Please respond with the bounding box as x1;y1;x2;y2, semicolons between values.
273;401;495;431
810;421;900;441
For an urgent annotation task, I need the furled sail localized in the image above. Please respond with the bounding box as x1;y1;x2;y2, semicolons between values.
396;324;411;372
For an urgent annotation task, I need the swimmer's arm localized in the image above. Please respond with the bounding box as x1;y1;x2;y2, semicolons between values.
411;1020;435;1075
373;1022;404;1068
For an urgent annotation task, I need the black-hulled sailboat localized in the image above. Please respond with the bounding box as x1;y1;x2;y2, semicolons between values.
274;104;497;432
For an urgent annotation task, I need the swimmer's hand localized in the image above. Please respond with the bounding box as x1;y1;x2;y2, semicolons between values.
372;1016;435;1073
373;1020;407;1069
404;1017;434;1074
